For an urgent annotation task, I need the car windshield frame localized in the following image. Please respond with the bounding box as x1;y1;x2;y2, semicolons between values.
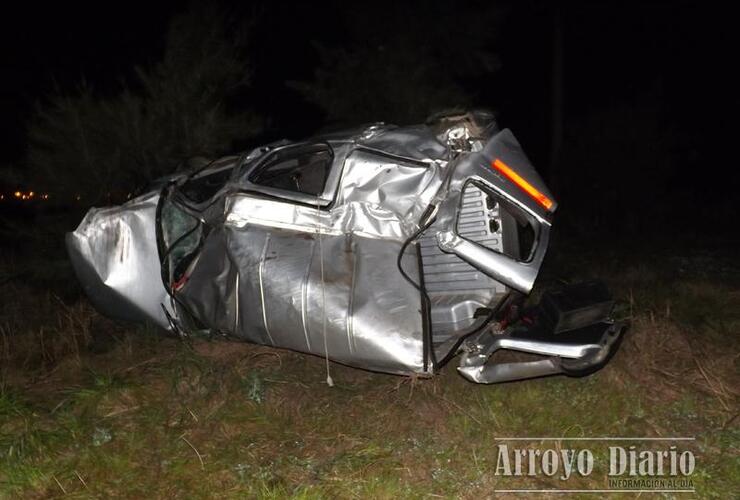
237;142;342;208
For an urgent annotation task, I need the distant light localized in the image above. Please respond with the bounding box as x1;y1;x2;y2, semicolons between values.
14;191;21;198
491;158;554;211
29;191;34;197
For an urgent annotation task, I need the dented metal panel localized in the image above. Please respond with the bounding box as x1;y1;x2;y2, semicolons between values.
66;191;175;329
67;113;625;383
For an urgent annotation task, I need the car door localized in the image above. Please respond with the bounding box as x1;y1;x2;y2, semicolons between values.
172;143;354;352
221;142;348;354
173;142;429;375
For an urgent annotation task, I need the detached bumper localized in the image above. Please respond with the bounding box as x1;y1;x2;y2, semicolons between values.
457;281;626;384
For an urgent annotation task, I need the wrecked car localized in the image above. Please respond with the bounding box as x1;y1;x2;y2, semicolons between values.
67;111;625;383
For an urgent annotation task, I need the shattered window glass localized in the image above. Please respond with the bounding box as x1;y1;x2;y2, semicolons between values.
250;144;332;196
160;198;202;286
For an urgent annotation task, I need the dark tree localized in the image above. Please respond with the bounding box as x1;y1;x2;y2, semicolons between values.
25;4;261;204
292;1;504;126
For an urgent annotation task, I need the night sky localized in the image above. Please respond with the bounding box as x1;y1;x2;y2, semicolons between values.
2;1;737;235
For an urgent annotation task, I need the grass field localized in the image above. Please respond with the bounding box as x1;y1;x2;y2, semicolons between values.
1;241;738;498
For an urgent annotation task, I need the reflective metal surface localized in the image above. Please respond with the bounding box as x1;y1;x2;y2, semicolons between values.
457;321;624;384
66;191;175;329
65;112;624;384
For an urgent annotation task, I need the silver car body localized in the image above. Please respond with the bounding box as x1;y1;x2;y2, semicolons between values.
69;113;620;383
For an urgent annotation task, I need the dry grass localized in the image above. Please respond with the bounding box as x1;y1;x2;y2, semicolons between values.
0;251;738;498
615;316;739;416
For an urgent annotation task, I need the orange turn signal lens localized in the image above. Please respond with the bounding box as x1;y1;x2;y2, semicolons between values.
491;158;553;210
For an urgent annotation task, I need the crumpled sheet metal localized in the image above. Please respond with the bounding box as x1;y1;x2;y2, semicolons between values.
226;149;444;242
177;225;426;374
66;191;174;329
67;120;557;378
357;124;449;162
186;143;445;374
426;128;553;295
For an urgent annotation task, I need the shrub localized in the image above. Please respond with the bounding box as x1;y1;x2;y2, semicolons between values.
26;4;261;205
